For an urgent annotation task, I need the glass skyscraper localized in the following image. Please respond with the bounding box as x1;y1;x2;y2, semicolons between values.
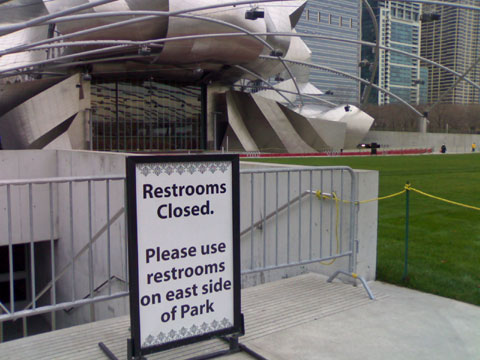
362;0;427;105
296;0;361;105
421;0;480;104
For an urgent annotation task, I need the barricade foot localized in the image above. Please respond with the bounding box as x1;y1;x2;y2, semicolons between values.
327;270;375;300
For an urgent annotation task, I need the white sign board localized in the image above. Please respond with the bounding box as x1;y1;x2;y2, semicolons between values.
126;155;241;357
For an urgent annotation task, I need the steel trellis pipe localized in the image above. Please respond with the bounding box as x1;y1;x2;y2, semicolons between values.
260;55;424;117
0;0;118;37
0;4;305;105
4;31;478;114
235;65;296;107
14;32;478;96
361;0;380;106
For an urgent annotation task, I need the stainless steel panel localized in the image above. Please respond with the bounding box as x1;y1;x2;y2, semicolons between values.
44;0;169;44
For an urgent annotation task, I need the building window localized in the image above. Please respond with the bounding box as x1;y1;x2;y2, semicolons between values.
306;9;310;21
318;12;321;22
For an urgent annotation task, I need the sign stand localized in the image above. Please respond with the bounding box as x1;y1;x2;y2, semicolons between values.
125;154;244;360
98;342;121;360
99;315;269;360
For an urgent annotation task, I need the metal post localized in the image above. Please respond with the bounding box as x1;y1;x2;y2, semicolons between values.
403;182;410;280
49;183;56;331
124;180;129;292
349;170;357;274
309;170;313;260
319;170;324;259
106;180;112;295
329;171;334;258
250;173;254;271
69;181;76;301
287;172;291;263
263;172;267;268
7;185;15;318
275;172;279;266
88;181;95;321
116;81;120;151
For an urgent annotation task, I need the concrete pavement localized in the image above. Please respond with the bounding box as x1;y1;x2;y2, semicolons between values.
223;280;480;360
1;273;479;360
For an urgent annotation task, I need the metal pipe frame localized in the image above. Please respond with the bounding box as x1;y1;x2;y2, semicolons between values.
3;29;478;121
240;189;313;237
0;0;118;36
361;0;380;106
0;0;289;38
234;64;296;107
274;33;480;95
260;55;425;117
424;56;480;114
0;292;129;322
0;175;125;186
178;12;304;106
0;2;305;105
241;253;353;276
0;2;477;130
11;31;478;95
231;83;337;106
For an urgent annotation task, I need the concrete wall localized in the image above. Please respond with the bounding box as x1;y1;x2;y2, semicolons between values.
0;150;125;246
364;130;480;153
0;150;378;330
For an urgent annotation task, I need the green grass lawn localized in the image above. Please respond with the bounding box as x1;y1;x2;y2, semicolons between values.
244;154;480;306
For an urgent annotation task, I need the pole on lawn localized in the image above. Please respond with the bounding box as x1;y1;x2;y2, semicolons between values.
403;181;410;281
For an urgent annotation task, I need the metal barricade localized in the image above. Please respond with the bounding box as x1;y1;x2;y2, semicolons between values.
0;176;128;341
239;166;357;282
0;166;359;341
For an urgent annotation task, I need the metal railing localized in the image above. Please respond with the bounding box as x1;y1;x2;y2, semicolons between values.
239;167;357;279
0;166;359;341
0;175;128;341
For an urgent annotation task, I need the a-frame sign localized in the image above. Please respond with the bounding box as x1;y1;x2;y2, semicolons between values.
126;154;242;359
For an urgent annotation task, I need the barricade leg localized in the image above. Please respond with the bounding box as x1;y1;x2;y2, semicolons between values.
327;270;375;300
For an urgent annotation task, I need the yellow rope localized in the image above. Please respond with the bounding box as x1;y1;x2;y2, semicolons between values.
408;186;480;211
356;189;406;204
316;183;479;210
317;189;406;205
313;183;479;266
320;191;340;265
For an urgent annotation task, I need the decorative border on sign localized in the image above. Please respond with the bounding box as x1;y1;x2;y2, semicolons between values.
137;162;231;177
142;318;233;347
